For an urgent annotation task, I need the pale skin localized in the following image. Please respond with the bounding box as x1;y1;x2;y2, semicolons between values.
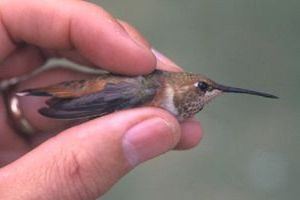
0;0;203;199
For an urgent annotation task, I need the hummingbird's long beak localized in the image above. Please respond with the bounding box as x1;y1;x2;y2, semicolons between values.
215;84;278;99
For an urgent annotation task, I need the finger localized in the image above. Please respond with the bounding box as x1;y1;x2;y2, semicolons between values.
0;0;156;75
0;11;16;61
51;20;183;72
0;108;180;199
0;46;45;79
175;118;203;150
116;20;182;72
43;49;96;68
117;20;151;48
42;19;154;69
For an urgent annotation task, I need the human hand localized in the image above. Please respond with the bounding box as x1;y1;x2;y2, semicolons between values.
0;0;202;199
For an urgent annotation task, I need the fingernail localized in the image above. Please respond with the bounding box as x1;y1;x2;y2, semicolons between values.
122;118;178;167
151;48;182;71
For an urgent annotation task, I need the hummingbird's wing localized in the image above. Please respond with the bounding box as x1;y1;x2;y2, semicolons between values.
20;76;160;119
17;74;113;98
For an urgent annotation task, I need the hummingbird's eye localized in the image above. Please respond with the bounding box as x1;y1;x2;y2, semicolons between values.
197;81;209;91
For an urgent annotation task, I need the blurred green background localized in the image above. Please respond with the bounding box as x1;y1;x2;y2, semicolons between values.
90;0;299;199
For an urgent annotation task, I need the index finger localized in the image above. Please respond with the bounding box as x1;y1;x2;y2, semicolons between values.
0;0;156;75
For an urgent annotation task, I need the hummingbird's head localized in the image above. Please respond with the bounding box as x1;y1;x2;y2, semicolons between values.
193;77;278;104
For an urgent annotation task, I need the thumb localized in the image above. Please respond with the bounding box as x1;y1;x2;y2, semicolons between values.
0;108;181;200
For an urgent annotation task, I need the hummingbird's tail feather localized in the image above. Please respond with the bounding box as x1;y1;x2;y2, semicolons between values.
16;89;53;97
16;86;78;97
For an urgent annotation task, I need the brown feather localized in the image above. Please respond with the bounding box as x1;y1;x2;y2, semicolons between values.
18;74;131;98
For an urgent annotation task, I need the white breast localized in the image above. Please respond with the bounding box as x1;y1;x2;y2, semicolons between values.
160;85;179;116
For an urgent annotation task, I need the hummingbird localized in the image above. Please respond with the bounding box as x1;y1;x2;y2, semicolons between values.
17;70;277;121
